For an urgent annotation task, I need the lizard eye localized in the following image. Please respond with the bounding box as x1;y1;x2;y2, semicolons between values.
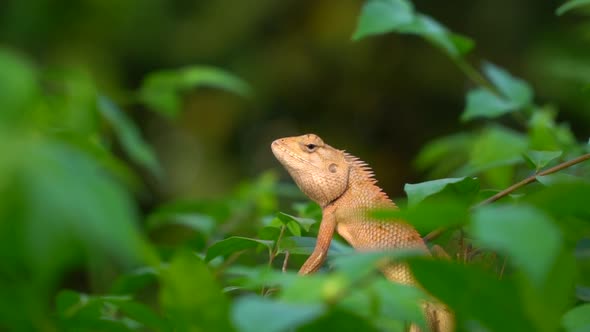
305;143;317;151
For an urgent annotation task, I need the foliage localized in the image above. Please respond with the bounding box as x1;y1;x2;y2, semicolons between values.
0;1;589;332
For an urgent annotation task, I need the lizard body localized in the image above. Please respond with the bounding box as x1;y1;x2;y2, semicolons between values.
271;133;453;332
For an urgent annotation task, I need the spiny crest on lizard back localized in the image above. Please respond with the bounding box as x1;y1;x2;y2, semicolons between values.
271;133;350;207
343;151;390;202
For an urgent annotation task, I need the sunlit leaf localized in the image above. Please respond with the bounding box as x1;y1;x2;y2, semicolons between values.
556;0;590;15
98;96;161;177
404;177;479;206
232;295;324;332
206;236;273;262
471;204;562;285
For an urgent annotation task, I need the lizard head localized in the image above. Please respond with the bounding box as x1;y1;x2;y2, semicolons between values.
271;133;350;207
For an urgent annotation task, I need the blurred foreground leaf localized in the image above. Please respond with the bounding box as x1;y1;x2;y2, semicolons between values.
138;66;250;117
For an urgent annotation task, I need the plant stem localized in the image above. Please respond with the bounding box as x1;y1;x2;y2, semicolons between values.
424;152;590;242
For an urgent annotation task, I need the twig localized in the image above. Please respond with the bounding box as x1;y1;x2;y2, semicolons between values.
424;153;590;242
473;153;590;208
282;251;290;273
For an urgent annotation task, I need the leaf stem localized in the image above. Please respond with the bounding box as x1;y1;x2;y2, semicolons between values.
424;152;590;242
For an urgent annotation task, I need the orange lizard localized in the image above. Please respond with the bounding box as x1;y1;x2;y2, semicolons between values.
271;133;453;332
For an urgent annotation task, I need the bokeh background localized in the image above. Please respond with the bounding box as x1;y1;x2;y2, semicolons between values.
2;0;589;202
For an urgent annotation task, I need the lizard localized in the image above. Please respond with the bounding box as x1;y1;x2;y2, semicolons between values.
271;133;453;332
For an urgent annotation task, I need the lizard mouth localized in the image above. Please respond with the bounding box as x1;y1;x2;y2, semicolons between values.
271;139;317;169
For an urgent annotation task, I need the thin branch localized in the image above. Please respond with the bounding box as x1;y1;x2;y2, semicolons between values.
424;152;590;242
473;152;590;208
282;251;290;273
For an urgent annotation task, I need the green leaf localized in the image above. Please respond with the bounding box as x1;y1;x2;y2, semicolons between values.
483;62;533;108
0;48;38;125
279;236;353;256
523;150;562;171
277;212;317;235
404;177;479;206
408;258;536;331
232;295;324;332
352;0;414;41
138;66;250;117
160;250;233;331
97;96;162;177
298;309;382;332
462;88;515;121
471;205;562;285
331;249;425;282
399;14;474;57
206;236;273;262
352;2;473;58
562;304;590;332
20;141;151;279
467;126;528;175
372;198;470;234
110;267;158;295
116;300;171;331
556;0;590;15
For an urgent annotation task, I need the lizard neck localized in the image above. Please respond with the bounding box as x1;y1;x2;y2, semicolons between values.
326;154;396;212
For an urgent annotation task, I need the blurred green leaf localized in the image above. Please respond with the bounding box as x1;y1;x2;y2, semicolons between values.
562;304;590;332
398;14;474;57
466;126;527;187
279;236;353;256
462;88;515;121
372;198;469;234
331;249;425;282
353;1;473;58
409;258;536;331
367;279;427;329
277;212;317;235
116;300;171;331
160;250;233;332
20;142;150;279
404;177;479;206
206;236;273;262
523;150;562;171
299;309;382;332
232;296;324;332
0;48;38;125
56;290;162;331
525;182;590;221
483;62;533;108
110;267;158;295
138;66;250;117
462;63;532;121
471;204;562;285
98;96;162;177
414;133;473;178
352;0;414;41
556;0;590;15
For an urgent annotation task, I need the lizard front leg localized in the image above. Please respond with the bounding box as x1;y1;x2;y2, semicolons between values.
299;205;337;275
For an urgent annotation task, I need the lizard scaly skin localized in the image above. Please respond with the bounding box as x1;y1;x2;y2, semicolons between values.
271;133;453;332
